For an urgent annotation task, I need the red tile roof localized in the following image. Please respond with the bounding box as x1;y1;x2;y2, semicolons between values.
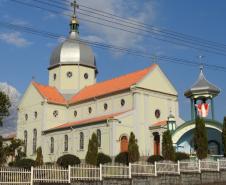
32;64;157;105
32;81;67;105
45;110;130;132
69;64;157;104
151;120;167;127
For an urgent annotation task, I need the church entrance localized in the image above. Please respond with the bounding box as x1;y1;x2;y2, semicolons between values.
153;132;160;155
120;136;128;152
208;140;220;155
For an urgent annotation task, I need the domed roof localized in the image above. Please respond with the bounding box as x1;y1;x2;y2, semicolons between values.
184;67;220;98
49;32;96;69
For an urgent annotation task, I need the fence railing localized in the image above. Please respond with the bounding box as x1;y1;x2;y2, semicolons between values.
1;159;226;184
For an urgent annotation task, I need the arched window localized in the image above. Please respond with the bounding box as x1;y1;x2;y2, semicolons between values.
64;135;68;152
153;132;160;155
80;132;84;150
33;129;37;154
24;130;27;154
120;136;128;152
34;111;38;119
97;129;101;147
50;137;54;153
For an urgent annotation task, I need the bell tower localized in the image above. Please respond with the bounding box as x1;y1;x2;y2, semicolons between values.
184;66;220;120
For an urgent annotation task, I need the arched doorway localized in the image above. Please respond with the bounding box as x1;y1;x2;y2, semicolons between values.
120;136;128;152
153;132;160;155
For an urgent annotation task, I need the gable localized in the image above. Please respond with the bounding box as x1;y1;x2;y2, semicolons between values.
19;82;44;108
136;65;178;96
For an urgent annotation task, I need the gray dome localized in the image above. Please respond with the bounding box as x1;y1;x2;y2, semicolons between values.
49;32;96;69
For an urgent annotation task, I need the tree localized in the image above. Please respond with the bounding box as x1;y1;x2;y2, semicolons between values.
85;133;98;165
57;154;80;168
222;117;226;157
194;117;208;159
0;91;11;126
35;147;43;166
162;130;175;161
0;136;7;166
128;132;140;163
5;139;24;162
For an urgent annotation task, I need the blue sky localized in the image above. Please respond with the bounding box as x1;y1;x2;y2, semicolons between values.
0;0;226;122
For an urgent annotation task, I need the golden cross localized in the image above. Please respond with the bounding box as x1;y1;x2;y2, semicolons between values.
71;0;79;16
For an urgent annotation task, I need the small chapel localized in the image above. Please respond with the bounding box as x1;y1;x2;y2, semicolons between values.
16;2;223;163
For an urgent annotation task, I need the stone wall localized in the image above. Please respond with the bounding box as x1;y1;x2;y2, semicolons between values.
35;171;226;185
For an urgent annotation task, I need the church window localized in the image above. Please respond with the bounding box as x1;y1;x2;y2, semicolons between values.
121;99;125;107
34;111;38;119
104;103;108;110
97;129;101;147
74;110;77;117
155;109;161;119
120;136;128;152
53;73;57;80
67;71;73;78
64;135;68;152
153;132;160;155
88;107;92;114
53;110;58;117
80;132;84;150
50;137;54;153
25;114;28;121
84;73;89;79
24;130;28;155
33;129;37;154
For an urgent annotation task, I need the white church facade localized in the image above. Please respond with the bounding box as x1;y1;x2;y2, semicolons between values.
16;10;183;163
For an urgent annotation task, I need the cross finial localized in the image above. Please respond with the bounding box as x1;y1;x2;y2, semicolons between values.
198;55;205;72
71;0;79;16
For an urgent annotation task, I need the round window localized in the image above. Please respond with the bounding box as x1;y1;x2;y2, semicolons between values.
155;109;161;119
74;110;77;117
121;99;125;107
104;103;108;110
67;71;73;78
84;73;89;79
53;110;58;117
88;107;92;114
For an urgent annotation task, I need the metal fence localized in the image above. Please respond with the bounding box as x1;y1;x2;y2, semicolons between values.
1;159;226;184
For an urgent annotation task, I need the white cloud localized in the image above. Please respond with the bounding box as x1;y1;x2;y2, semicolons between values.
0;32;31;47
0;83;20;136
76;0;155;50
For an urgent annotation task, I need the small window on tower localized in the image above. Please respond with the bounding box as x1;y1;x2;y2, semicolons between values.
84;73;89;79
34;111;38;119
104;103;108;111
25;114;28;121
88;107;92;114
53;73;57;80
74;110;77;117
67;71;73;78
121;99;125;107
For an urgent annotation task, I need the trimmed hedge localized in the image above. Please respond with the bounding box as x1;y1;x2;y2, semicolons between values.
97;153;112;166
175;152;190;161
12;159;36;169
57;154;80;168
147;155;164;164
115;152;128;165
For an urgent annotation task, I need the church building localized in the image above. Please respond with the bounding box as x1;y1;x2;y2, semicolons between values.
16;5;183;162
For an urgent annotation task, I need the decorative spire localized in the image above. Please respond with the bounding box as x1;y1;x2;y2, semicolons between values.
70;0;79;34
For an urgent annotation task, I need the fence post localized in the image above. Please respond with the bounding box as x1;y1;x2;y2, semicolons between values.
30;166;33;185
100;164;102;181
198;160;201;173
154;162;157;176
178;160;180;175
129;163;132;178
217;159;220;172
68;165;71;183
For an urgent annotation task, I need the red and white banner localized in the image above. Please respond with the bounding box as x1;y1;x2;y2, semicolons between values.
195;103;209;118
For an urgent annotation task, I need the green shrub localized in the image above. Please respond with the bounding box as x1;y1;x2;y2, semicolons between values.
57;154;80;168
97;153;112;166
13;159;36;169
175;152;190;161
147;155;164;164
115;152;128;165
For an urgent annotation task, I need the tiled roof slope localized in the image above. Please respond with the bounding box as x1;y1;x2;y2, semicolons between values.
32;81;67;105
32;64;157;105
69;64;157;104
45;110;130;132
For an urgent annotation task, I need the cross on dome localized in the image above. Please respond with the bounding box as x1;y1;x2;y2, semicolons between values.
70;0;79;34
